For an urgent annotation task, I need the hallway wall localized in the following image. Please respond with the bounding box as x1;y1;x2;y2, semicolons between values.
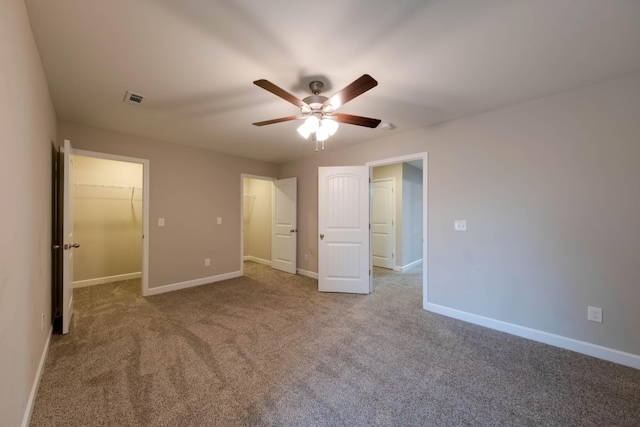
0;1;58;425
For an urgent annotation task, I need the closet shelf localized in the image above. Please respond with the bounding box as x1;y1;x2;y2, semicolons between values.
74;183;142;203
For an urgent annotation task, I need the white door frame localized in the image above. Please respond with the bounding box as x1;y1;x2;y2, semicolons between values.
367;153;428;308
240;174;276;275
73;149;151;296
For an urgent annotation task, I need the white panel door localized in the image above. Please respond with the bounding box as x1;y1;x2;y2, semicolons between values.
372;178;395;269
62;139;77;334
318;166;370;294
271;177;297;274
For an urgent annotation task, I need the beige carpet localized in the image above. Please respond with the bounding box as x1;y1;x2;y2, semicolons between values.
31;262;640;426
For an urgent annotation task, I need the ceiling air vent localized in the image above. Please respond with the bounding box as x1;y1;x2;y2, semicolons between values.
124;90;145;105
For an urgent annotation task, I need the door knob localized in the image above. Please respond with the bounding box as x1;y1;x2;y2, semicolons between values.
63;243;80;250
290;229;297;233
320;233;324;240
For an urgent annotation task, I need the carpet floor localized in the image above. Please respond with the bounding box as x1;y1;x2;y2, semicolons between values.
31;262;640;426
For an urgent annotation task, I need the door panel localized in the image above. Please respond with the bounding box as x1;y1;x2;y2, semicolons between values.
372;179;395;269
318;166;370;294
271;177;297;274
62;139;76;334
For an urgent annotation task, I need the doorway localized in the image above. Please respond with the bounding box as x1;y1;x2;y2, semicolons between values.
372;161;424;271
241;174;298;275
368;153;427;307
72;149;150;295
242;175;275;267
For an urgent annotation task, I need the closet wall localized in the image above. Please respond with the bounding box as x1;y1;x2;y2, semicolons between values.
243;178;272;264
73;156;143;285
401;163;423;267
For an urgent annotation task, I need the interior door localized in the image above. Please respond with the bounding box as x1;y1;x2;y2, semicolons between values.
372;178;395;269
318;166;370;294
62;139;78;334
271;177;297;274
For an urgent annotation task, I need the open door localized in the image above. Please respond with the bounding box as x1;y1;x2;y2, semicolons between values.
318;166;370;294
62;139;78;334
271;177;297;274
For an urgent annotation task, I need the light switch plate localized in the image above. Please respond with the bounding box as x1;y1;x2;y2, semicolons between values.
158;218;165;227
217;217;222;225
454;220;467;231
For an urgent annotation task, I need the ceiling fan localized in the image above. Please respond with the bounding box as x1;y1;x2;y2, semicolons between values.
252;74;381;151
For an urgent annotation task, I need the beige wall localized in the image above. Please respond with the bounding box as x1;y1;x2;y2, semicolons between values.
0;0;58;425
59;121;278;289
279;72;640;357
73;156;143;282
243;177;272;262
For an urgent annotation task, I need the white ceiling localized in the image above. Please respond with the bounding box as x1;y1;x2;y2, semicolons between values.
25;0;640;164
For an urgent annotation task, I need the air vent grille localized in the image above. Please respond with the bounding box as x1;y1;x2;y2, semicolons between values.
124;90;145;105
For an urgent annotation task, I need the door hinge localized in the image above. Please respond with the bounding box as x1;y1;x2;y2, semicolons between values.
369;269;371;276
369;223;371;230
392;253;394;258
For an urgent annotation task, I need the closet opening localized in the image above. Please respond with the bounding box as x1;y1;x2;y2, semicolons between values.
71;150;150;297
241;174;298;275
242;175;275;269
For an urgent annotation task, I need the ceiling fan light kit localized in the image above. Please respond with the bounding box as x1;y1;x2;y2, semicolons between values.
253;75;382;151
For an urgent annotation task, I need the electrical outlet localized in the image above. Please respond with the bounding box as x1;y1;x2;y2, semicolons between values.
588;306;603;323
217;217;222;225
158;218;165;227
454;220;467;231
304;253;308;260
205;258;210;266
41;313;45;331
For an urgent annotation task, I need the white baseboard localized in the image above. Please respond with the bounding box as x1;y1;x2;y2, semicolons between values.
393;259;423;271
22;326;52;427
297;268;318;279
145;271;242;296
74;272;141;288
243;256;272;266
426;303;640;370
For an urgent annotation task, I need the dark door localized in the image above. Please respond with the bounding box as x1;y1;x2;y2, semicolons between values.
51;144;63;332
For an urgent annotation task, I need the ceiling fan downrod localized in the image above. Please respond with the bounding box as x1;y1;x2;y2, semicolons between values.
309;81;324;95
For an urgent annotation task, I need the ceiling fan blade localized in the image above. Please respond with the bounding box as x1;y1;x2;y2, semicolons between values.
254;79;308;108
252;116;300;126
333;113;381;128
322;74;378;110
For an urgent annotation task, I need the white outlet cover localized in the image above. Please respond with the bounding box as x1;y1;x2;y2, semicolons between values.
454;220;467;231
588;306;603;323
158;218;165;226
217;217;222;224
